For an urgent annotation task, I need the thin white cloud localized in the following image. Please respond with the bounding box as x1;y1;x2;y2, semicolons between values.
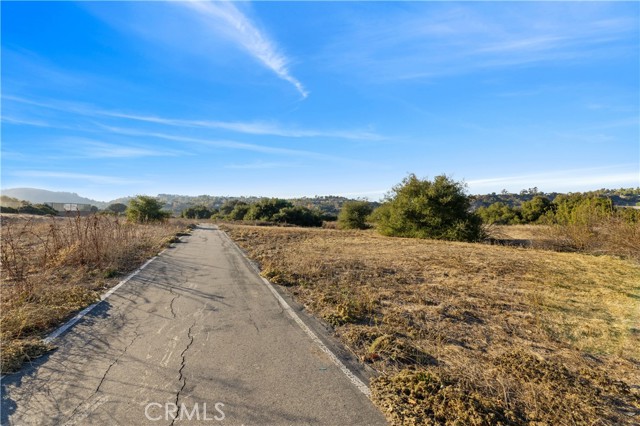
12;171;149;185
467;165;639;192
98;124;349;162
182;0;308;98
76;140;188;159
322;3;638;82
4;95;383;140
100;110;383;141
224;161;300;170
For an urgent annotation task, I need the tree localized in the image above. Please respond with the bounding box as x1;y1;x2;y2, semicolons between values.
370;174;484;242
227;204;250;221
476;202;520;225
106;203;127;214
337;201;373;229
245;198;293;221
520;196;552;223
126;196;171;223
272;206;323;227
218;199;246;216
182;205;213;219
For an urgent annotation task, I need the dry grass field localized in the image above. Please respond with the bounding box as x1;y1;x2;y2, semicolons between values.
223;224;640;425
0;214;192;373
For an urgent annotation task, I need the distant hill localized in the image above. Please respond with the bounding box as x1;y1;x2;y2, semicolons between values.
0;188;108;209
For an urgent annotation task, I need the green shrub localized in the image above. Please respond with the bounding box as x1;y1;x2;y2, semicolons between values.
547;195;613;226
218;200;246;217
182;205;214;219
476;202;520;225
520;196;553;223
337;201;373;229
15;204;58;216
227;204;250;221
126;196;171;223
245;198;293;222
371;174;484;242
272;206;323;227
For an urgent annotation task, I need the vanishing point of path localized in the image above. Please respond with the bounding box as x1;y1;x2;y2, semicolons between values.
1;225;386;426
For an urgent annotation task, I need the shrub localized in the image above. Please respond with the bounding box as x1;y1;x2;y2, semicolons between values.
337;201;373;229
218;200;246;217
371;174;484;242
476;202;520;225
245;198;293;222
182;205;214;219
15;204;58;216
106;203;127;214
520;196;553;223
273;206;323;227
227;204;251;221
126;196;171;223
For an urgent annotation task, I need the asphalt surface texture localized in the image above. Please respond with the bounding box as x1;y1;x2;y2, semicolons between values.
1;225;387;426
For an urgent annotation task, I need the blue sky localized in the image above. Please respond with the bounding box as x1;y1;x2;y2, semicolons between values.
2;1;639;202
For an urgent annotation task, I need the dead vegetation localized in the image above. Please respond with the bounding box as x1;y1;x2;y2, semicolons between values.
0;214;193;373
223;224;640;425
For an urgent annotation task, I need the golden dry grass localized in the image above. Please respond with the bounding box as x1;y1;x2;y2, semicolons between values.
0;215;193;373
223;224;640;425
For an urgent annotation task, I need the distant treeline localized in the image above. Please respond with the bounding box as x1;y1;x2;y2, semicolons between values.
110;194;375;217
472;187;640;209
475;192;640;226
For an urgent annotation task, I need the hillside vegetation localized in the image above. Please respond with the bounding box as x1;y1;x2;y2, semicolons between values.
223;224;640;425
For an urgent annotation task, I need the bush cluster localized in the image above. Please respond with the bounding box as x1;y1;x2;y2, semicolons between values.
477;193;638;226
213;198;324;227
0;203;58;216
369;174;485;242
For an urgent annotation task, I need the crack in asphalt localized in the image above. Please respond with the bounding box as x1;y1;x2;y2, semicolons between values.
248;312;260;334
65;326;141;423
170;321;196;426
169;288;180;319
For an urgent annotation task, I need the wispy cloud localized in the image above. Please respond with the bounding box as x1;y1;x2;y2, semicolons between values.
182;0;308;98
97;124;351;162
322;3;638;81
74;140;188;159
467;165;639;192
224;161;300;170
4;95;382;140
12;171;149;185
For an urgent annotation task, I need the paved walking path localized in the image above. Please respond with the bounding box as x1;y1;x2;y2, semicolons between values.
1;225;386;425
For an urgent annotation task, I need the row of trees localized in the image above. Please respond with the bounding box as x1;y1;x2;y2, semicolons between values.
179;198;327;227
476;194;638;226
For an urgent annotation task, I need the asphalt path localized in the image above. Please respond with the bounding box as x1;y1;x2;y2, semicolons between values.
1;225;386;426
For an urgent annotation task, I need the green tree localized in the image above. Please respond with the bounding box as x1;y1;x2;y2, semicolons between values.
106;203;128;214
245;198;293;221
227;204;251;221
126;196;171;223
337;201;373;229
182;205;213;219
476;202;520;225
550;195;613;225
370;174;484;242
272;206;323;227
218;199;246;216
520;196;553;223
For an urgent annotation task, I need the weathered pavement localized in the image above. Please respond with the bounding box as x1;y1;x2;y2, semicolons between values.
1;225;386;425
